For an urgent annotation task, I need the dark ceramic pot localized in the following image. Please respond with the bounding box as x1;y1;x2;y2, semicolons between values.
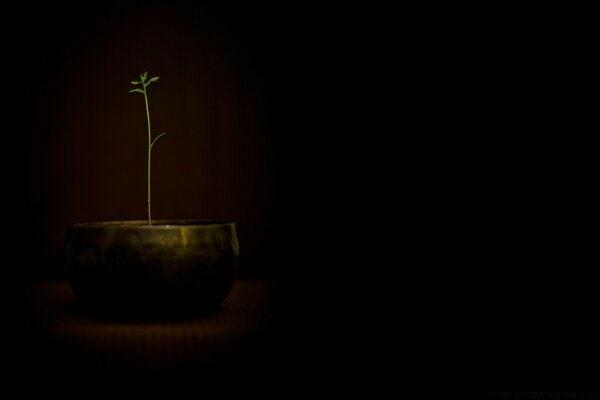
65;220;238;314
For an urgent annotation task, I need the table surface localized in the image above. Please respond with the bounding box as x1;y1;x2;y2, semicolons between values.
22;280;280;385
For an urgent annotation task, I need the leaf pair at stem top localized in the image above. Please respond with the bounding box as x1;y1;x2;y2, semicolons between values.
129;71;159;94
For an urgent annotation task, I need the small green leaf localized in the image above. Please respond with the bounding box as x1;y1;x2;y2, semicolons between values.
142;72;148;80
151;132;167;148
145;76;160;87
129;88;144;94
131;81;140;85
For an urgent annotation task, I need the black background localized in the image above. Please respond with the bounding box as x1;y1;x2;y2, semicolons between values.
11;1;306;281
5;1;377;283
469;10;600;398
3;1;599;395
4;0;385;391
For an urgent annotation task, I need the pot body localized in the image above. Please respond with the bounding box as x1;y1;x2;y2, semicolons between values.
65;220;238;313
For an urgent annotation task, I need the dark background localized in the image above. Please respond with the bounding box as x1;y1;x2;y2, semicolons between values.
1;2;598;398
13;1;290;280
5;0;382;327
7;0;372;283
4;0;385;391
471;9;600;395
9;1;598;394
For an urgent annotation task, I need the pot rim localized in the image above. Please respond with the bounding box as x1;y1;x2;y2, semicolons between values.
68;220;235;229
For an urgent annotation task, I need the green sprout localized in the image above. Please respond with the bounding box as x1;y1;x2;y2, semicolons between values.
129;71;166;226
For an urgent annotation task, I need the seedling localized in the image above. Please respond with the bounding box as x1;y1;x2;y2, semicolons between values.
129;72;166;225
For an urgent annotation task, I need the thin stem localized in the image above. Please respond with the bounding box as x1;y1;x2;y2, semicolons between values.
143;86;152;226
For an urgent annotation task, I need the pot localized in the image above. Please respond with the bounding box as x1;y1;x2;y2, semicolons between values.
65;220;238;314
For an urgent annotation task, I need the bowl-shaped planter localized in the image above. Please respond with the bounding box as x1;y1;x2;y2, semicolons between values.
65;220;238;314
